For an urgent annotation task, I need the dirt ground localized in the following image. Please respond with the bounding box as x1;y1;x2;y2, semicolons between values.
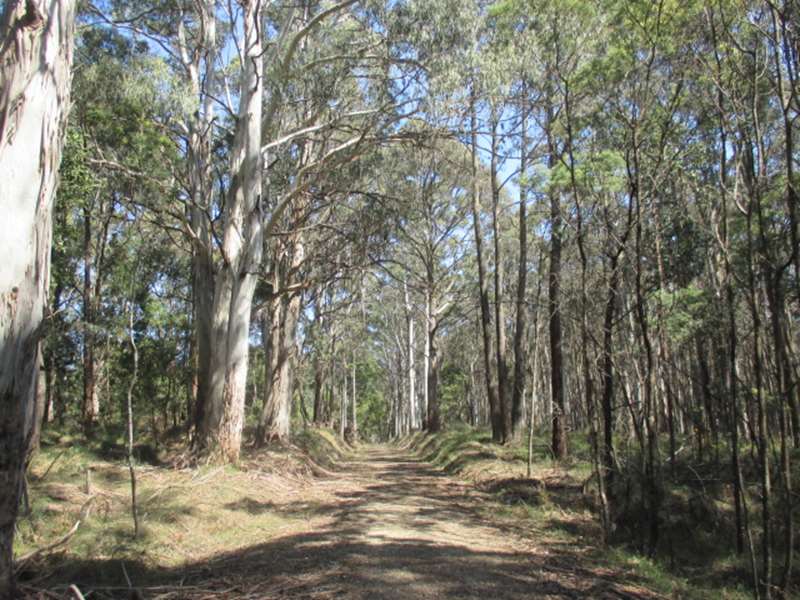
27;445;664;599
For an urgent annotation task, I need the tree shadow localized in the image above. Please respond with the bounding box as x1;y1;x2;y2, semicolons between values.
28;449;660;599
223;497;340;520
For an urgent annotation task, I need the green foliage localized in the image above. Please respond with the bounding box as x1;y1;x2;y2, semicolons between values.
655;285;710;344
354;356;389;440
28;3;800;597
58;128;100;207
438;364;470;425
548;150;626;198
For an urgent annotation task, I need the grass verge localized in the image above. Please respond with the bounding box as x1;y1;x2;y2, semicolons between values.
14;426;347;595
405;425;753;600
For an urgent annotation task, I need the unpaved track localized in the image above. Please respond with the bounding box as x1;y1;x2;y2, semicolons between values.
216;445;659;599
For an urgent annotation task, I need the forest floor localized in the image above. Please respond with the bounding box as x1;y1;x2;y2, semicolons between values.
17;429;725;599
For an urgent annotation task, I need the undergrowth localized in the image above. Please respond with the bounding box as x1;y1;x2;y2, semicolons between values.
14;425;347;593
404;425;755;600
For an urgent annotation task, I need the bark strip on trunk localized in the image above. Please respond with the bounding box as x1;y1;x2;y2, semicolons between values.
0;1;76;595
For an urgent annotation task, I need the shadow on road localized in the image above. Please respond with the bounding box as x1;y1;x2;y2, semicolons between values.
27;447;658;599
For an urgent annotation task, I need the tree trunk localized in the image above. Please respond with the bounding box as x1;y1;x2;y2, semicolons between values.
313;356;325;423
258;231;304;443
125;307;140;538
339;366;347;439
764;274;794;595
0;1;76;595
43;351;55;425
490;116;511;443
427;310;441;433
404;279;416;430
652;195;677;472
526;266;543;478
511;99;528;437
181;0;218;443
258;288;302;444
310;291;325;424
199;0;263;462
27;345;47;460
423;289;430;429
547;122;567;459
350;355;357;439
469;87;501;442
191;239;214;438
80;192;113;435
82;205;98;432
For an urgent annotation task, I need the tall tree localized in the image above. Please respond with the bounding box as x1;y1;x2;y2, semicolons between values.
198;0;264;460
0;1;76;595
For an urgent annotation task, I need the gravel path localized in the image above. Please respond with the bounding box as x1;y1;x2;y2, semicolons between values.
210;445;662;599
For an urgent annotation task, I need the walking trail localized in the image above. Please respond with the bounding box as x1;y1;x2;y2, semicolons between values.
181;444;661;599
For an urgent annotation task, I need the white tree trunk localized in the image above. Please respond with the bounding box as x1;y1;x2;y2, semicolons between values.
182;0;217;438
351;354;357;437
340;369;347;439
199;0;263;462
423;291;430;428
403;279;415;429
0;0;75;594
257;227;304;443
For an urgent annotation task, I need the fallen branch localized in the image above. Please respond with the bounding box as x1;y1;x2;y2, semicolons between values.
37;450;67;481
144;466;226;504
16;584;63;599
14;495;96;572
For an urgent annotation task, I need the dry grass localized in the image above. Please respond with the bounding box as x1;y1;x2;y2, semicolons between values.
405;427;753;600
14;427;348;595
13;427;756;599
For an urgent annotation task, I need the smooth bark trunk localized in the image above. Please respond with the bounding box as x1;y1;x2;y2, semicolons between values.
181;0;218;441
258;288;302;444
490;117;511;443
199;0;264;462
511;102;528;437
0;1;76;595
469;88;501;442
547;132;567;459
404;279;415;430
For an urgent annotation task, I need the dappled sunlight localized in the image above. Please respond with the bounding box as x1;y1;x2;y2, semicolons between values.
28;445;661;599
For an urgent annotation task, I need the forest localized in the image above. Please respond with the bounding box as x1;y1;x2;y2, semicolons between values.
1;0;799;598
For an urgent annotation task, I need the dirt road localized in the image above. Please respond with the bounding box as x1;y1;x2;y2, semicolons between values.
178;445;660;599
42;445;662;598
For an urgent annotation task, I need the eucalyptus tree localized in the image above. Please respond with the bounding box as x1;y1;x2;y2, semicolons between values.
99;0;405;459
379;134;471;431
497;0;624;527
256;183;387;444
469;95;502;441
367;273;413;436
210;0;418;454
477;7;535;443
700;3;800;592
489;0;591;452
551;146;632;537
403;277;418;430
61;26;181;434
580;0;698;553
489;0;576;455
696;2;754;561
187;0;263;460
398;0;505;441
0;1;76;595
256;139;404;443
541;24;568;460
85;0;215;439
